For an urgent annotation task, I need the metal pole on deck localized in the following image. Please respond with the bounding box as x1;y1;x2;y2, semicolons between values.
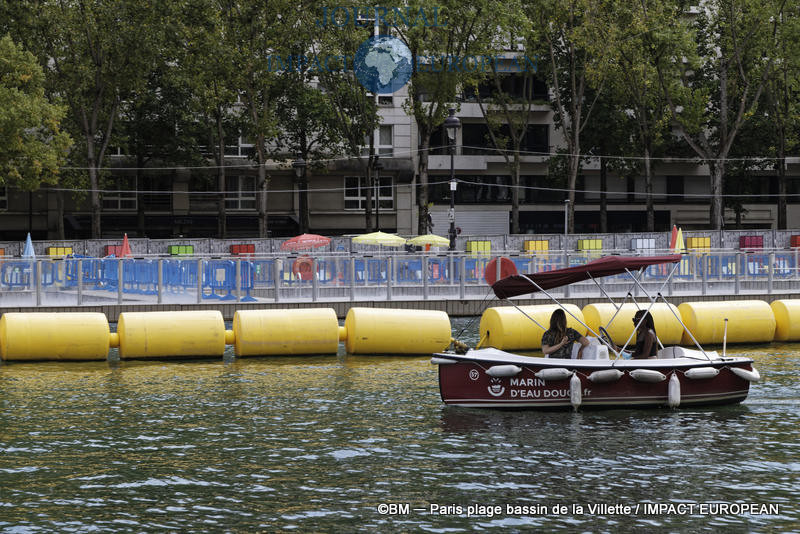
722;318;728;357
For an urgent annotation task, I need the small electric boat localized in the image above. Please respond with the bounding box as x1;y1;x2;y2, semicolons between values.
434;255;760;409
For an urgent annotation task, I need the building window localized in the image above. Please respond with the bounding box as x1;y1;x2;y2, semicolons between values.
0;187;6;210
666;176;684;202
344;175;394;210
225;175;256;210
361;125;393;156
102;177;136;210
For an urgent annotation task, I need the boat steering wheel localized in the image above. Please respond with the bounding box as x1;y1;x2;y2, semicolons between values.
598;326;614;349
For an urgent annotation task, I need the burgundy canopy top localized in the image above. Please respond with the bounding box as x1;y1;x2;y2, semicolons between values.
491;255;681;299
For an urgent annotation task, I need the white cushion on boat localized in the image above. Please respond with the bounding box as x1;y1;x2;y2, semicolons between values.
658;346;720;360
572;343;609;360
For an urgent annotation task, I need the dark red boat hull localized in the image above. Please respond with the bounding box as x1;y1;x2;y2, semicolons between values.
438;360;753;409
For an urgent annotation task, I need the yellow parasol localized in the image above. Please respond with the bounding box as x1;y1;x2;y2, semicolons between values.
352;231;407;247
406;234;450;247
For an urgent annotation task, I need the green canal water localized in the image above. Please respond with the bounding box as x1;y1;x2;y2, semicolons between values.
0;318;798;532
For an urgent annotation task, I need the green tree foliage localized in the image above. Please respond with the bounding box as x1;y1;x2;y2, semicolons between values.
0;35;71;191
651;0;790;230
582;0;673;231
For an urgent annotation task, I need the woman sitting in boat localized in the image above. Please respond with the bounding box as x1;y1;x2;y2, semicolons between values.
605;310;659;359
541;309;589;359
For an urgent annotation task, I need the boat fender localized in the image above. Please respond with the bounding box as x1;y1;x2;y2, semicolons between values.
535;368;572;381
668;372;681;408
731;366;761;383
629;369;667;383
431;357;457;365
684;367;720;380
570;373;582;410
486;365;523;377
588;369;624;383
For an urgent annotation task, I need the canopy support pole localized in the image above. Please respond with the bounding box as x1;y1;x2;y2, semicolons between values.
621;264;710;361
517;274;621;358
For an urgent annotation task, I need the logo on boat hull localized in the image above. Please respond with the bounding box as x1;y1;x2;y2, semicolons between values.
488;378;505;397
469;369;479;381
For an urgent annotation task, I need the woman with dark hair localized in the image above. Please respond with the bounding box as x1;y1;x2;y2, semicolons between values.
541;309;589;359
630;310;658;359
603;310;658;359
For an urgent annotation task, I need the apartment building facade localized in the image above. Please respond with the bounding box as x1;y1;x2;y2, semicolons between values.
2;81;799;240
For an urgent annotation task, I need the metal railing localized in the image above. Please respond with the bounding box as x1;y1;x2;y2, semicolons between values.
1;249;799;307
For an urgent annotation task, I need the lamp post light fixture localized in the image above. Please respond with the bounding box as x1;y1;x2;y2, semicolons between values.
372;155;383;231
292;152;308;232
444;108;460;251
292;152;306;180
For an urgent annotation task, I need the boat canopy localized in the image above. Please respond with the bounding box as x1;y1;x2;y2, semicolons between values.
491;254;682;299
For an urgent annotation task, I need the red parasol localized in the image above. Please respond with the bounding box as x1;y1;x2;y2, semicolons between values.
280;233;331;251
120;233;132;257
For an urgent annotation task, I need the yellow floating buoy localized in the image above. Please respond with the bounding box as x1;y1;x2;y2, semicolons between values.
117;311;226;359
343;307;451;354
771;300;800;341
582;302;683;346
678;300;775;345
232;308;340;356
0;312;110;361
478;304;585;350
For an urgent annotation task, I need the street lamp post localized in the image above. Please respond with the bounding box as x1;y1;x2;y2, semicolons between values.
372;155;383;231
444;108;460;251
292;152;307;233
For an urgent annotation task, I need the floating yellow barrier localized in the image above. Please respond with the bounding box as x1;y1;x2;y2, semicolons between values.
232;308;340;356
117;310;226;359
478;304;586;350
582;303;684;346
678;300;775;345
343;307;451;354
770;300;800;341
0;312;110;361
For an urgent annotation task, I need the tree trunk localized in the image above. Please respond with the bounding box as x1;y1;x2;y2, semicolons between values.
644;146;654;232
417;135;430;235
256;137;269;238
599;157;607;233
365;161;373;232
510;152;520;234
709;161;724;230
86;133;101;238
567;152;580;233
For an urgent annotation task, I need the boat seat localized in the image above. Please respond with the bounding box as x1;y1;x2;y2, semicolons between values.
657;346;720;360
571;343;609;360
